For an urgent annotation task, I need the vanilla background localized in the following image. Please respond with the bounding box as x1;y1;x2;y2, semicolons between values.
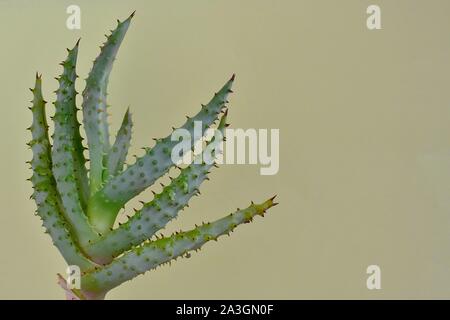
0;0;449;299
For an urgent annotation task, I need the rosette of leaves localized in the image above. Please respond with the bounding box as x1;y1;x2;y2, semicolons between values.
28;12;277;299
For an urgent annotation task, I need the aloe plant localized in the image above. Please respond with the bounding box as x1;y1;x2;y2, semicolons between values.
28;12;277;300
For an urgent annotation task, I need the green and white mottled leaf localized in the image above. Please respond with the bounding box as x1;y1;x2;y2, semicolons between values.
29;74;95;270
86;111;228;263
51;42;99;246
82;13;134;194
107;108;132;177
87;75;234;233
81;197;276;294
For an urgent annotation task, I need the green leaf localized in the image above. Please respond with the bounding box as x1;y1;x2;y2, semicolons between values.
87;75;234;234
51;42;99;247
81;196;277;294
82;13;134;194
107;108;132;176
29;74;95;270
86;111;228;263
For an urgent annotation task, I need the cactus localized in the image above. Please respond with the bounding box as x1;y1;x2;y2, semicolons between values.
27;12;277;300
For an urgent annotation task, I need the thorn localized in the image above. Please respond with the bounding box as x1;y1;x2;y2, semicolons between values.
269;195;277;201
230;73;236;81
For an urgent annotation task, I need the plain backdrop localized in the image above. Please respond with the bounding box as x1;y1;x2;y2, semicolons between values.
0;0;449;299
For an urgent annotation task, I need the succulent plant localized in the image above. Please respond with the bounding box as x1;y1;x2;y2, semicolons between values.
28;12;277;300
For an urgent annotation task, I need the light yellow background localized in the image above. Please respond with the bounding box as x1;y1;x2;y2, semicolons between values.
0;0;449;299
